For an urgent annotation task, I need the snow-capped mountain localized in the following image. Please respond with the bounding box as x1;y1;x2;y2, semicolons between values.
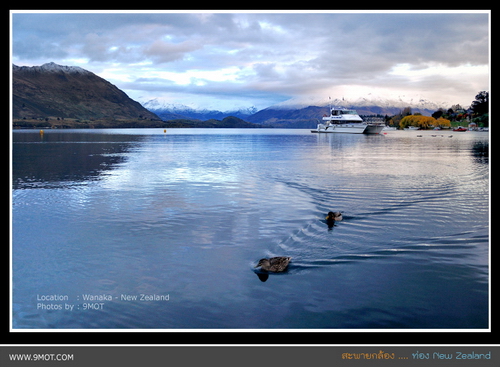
271;94;450;113
142;99;193;113
142;98;258;121
14;62;91;75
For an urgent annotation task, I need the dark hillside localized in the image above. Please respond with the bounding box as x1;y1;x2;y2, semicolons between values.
13;62;160;122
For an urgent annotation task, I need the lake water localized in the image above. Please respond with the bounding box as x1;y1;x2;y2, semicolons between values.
12;128;489;329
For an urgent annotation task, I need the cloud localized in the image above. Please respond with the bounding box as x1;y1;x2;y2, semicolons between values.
143;39;204;64
11;11;489;109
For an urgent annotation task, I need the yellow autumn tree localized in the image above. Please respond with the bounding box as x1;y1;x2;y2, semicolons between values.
436;117;451;127
399;115;436;129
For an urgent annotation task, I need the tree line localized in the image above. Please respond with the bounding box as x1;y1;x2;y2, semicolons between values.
386;91;489;129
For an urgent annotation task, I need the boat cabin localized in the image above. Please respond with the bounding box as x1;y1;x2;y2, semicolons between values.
331;109;357;116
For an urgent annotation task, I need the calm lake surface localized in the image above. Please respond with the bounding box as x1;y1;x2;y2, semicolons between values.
12;128;489;329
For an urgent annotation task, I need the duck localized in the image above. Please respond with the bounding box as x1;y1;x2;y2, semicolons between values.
325;211;343;222
255;256;292;273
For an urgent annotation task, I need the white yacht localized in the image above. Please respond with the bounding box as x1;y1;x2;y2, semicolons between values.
311;107;384;134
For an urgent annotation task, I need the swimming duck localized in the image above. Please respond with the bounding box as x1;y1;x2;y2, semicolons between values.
255;256;292;273
326;211;343;222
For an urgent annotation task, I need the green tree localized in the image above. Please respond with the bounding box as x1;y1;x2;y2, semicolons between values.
471;91;488;116
432;109;444;119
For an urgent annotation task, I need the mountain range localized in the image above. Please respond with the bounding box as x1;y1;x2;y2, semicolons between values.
142;98;259;121
143;96;449;128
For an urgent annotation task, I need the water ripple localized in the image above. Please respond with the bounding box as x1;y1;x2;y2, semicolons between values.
12;129;489;329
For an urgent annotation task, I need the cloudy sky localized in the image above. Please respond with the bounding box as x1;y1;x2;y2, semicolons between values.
11;11;489;110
